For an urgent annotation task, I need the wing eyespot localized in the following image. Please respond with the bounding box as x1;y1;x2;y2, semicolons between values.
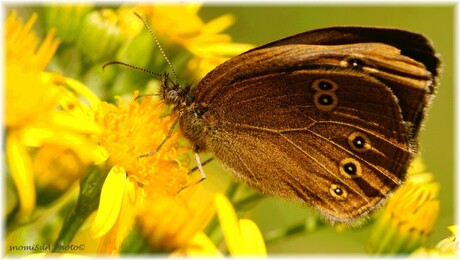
312;79;339;111
312;79;339;91
329;184;348;200
348;132;372;152
339;158;363;178
313;92;338;111
348;58;366;68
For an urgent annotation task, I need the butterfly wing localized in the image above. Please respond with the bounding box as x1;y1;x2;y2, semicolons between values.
251;26;440;79
194;68;410;222
250;26;441;138
183;29;438;222
196;40;437;140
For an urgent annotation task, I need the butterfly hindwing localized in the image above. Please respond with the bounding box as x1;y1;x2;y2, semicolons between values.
199;69;410;222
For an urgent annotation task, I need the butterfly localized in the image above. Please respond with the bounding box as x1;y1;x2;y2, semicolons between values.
108;16;440;223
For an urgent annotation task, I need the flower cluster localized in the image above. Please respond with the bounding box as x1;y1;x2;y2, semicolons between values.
366;158;443;254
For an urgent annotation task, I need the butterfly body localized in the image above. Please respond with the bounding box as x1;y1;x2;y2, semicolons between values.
162;27;440;223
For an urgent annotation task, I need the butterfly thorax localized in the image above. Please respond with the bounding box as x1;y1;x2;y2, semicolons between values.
158;74;219;152
179;102;221;153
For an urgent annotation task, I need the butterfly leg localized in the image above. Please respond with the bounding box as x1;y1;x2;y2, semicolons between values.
137;117;179;158
178;152;209;194
195;151;207;181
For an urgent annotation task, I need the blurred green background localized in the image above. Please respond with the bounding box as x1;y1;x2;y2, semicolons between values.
199;4;455;254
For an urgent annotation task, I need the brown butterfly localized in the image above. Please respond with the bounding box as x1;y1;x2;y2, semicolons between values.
175;27;440;223
110;20;440;223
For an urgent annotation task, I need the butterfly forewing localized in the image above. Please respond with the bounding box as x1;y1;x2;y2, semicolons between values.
197;43;434;139
252;26;440;80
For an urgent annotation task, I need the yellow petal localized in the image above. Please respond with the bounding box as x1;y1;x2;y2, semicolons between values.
447;225;457;236
114;179;139;247
92;146;110;164
97;181;139;254
57;74;101;109
176;232;223;257
90;166;126;238
18;127;53;147
214;194;243;255
49;111;101;135
239;219;267;255
202;14;235;34
203;43;256;56
6;132;36;218
35;28;60;70
20;127;107;164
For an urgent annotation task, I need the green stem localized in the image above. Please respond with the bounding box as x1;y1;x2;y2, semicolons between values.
233;193;266;211
53;165;107;252
120;226;164;255
225;181;240;201
263;215;326;244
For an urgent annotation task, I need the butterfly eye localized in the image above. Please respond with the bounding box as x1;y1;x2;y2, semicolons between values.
166;90;180;103
329;184;348;200
312;79;339;91
313;92;338;111
339;158;363;178
348;132;372;152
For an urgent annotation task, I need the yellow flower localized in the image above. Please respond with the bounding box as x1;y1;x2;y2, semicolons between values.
5;11;101;219
88;6;260;253
5;12;60;127
165;193;266;256
213;194;267;256
366;158;440;254
136;190;215;253
94;93;189;193
142;4;255;80
33;143;87;205
411;225;458;257
11;4;258;254
90;93;191;254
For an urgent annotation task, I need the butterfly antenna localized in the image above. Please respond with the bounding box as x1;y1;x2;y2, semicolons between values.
134;12;178;82
103;61;163;78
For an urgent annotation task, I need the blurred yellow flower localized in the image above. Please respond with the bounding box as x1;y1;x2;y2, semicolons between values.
136;190;215;253
33;144;86;204
172;193;267;256
5;11;101;219
411;225;458;257
88;5;260;254
142;4;255;80
5;12;60;127
214;194;266;256
367;158;440;254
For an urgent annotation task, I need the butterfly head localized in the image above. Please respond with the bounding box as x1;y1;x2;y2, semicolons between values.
159;73;194;109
